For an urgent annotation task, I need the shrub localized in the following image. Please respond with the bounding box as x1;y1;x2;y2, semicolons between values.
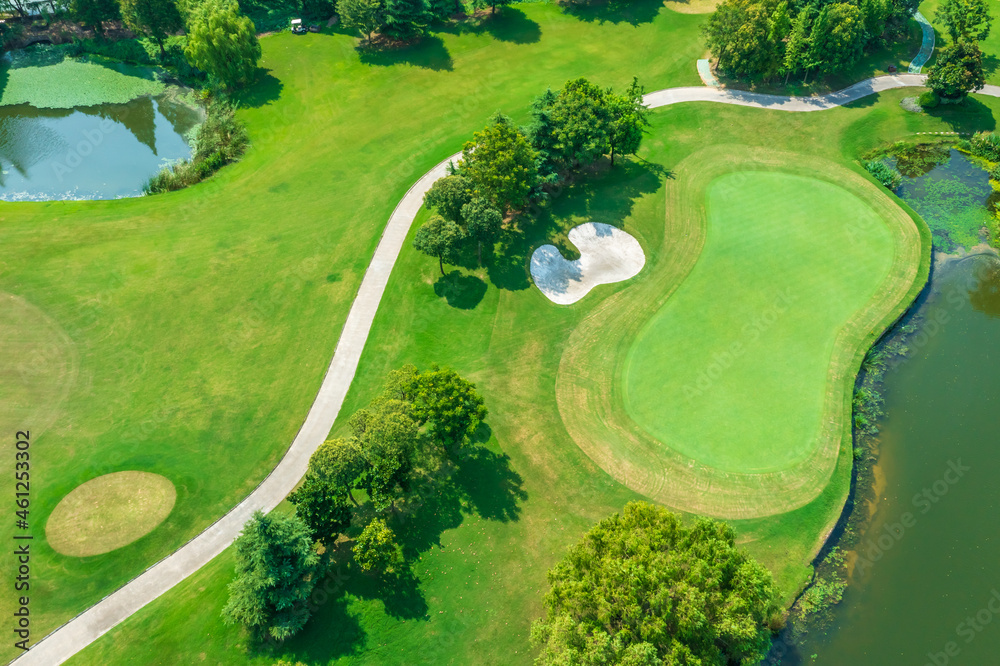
970;131;1000;161
918;90;939;109
863;159;902;190
145;100;249;193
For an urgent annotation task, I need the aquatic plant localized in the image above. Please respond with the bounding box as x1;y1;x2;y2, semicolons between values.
863;159;902;190
0;47;165;109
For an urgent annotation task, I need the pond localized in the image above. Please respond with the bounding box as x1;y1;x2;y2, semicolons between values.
778;150;1000;664
0;92;200;201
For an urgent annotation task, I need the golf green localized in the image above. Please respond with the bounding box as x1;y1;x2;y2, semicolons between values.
623;171;895;473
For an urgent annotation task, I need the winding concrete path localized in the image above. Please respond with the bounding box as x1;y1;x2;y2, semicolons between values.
909;11;935;74
16;73;991;666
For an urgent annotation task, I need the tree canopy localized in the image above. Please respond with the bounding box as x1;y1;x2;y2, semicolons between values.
928;39;986;100
462;197;503;265
70;0;120;35
405;364;488;447
459;113;540;212
382;0;426;40
531;502;780;666
413;214;464;275
423;174;472;223
705;0;917;81
340;0;386;42
288;471;352;545
936;0;993;42
354;518;404;573
119;0;184;55
184;0;261;90
222;511;320;642
607;78;649;166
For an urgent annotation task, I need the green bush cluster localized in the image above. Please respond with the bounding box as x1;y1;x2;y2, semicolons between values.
969;131;1000;161
863;159;903;190
145;100;249;193
918;90;940;108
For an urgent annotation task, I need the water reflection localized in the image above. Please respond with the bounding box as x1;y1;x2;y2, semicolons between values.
0;93;201;201
969;257;1000;317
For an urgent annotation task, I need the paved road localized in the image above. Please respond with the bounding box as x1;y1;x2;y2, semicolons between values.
16;73;989;666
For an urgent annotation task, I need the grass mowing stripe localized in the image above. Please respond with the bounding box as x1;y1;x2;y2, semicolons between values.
623;171;894;473
557;146;924;518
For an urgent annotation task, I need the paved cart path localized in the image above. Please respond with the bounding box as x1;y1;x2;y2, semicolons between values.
19;73;996;666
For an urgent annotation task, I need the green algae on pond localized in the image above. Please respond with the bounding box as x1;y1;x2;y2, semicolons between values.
891;149;996;252
0;46;166;109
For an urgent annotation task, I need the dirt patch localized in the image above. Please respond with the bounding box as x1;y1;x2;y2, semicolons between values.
46;471;176;557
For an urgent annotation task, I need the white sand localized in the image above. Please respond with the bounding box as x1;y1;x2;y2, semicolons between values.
530;222;645;305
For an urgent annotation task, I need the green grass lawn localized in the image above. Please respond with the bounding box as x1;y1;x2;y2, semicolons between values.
0;3;711;660
624;172;896;473
8;1;999;663
69;87;1000;664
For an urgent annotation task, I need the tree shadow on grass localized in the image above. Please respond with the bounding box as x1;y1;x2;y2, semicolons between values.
924;96;998;133
434;270;488;309
452;445;526;523
561;0;663;25
267;550;367;663
359;35;454;71
234;70;284;108
343;563;430;620
488;158;668;290
481;7;542;43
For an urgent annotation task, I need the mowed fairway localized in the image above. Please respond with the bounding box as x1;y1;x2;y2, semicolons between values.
624;172;894;474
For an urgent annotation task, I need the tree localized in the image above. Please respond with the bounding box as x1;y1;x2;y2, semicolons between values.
936;0;993;42
531;502;780;665
459;113;540;212
340;0;385;42
184;0;261;90
782;7;813;83
462;197;502;265
413;215;463;275
309;437;366;507
808;3;867;75
473;0;511;16
119;0;184;57
405;364;488;448
543;78;611;169
350;401;420;512
424;174;471;223
70;0;121;36
288;472;352;545
703;0;783;80
222;511;320;642
382;0;426;40
606;78;648;167
927;40;986;100
354;518;404;573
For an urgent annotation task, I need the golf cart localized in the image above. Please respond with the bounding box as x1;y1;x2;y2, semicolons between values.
291;18;306;34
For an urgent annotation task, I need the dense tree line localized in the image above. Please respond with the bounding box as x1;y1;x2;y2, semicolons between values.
703;0;918;82
340;0;512;44
223;365;488;642
61;0;261;89
414;77;649;273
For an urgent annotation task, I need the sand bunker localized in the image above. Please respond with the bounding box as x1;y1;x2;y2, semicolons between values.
530;222;645;305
